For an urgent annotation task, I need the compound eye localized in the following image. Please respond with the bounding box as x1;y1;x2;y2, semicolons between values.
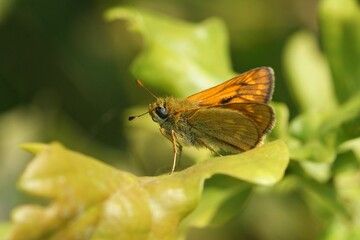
155;107;168;119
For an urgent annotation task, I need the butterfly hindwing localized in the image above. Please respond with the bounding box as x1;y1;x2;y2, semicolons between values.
184;102;274;152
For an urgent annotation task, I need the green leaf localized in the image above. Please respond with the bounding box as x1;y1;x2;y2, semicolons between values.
319;94;360;139
323;166;360;239
296;174;349;218
338;138;360;161
322;217;360;240
283;31;337;113
181;176;252;230
177;140;289;187
332;149;359;175
319;0;360;103
286;94;360;165
19;143;48;155
7;140;288;239
0;222;11;239
105;7;235;96
270;102;290;139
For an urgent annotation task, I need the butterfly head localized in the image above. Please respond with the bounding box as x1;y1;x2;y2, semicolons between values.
149;98;169;124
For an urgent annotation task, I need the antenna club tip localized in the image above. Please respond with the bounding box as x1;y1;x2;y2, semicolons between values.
128;111;149;121
134;80;158;99
135;80;144;87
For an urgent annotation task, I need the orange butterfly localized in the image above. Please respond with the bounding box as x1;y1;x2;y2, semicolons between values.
130;67;275;173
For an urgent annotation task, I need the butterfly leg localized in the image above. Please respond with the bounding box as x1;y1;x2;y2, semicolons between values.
159;128;182;174
170;129;182;174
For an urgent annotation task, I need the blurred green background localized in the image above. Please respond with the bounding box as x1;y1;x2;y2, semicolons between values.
3;0;358;239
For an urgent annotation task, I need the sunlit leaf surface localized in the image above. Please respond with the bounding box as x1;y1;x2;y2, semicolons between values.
7;140;288;239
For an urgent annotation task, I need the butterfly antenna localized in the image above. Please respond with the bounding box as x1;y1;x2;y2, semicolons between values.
128;111;149;121
128;80;157;121
136;80;158;99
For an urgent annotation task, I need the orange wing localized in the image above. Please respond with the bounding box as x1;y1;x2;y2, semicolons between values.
187;67;274;106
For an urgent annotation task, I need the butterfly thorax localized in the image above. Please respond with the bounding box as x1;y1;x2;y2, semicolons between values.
148;97;198;146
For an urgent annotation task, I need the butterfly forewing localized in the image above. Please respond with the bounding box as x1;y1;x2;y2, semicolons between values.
187;67;274;106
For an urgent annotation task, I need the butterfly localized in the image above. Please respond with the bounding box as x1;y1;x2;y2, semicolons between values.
129;67;275;173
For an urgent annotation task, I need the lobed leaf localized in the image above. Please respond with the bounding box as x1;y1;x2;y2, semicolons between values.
105;7;235;96
7;140;288;239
